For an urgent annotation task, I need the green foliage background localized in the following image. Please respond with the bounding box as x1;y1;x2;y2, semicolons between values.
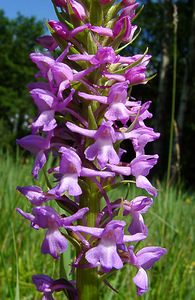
0;1;195;299
0;10;43;148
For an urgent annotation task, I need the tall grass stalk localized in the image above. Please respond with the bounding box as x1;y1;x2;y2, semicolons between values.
166;4;178;188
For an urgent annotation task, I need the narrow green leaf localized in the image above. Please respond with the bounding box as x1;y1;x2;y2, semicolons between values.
88;105;98;129
15;268;20;300
60;254;68;279
125;108;141;133
51;1;66;23
43;166;52;189
146;73;157;82
132;5;144;22
115;47;149;74
105;2;121;24
90;0;103;26
87;32;98;54
116;28;141;54
12;223;20;300
104;180;136;193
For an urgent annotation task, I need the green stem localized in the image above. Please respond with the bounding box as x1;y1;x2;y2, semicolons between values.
76;180;100;300
77;268;99;300
166;4;178;189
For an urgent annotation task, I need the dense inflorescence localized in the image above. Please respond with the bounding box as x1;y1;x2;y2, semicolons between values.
16;0;166;299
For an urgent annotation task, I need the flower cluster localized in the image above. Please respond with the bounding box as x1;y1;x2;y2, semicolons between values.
17;0;166;298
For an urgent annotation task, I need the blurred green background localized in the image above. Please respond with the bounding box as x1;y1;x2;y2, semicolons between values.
0;0;195;299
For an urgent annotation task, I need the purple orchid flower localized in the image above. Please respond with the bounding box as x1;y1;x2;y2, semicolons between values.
106;152;158;181
123;196;153;235
113;15;137;42
103;65;148;85
67;0;87;21
85;220;125;271
17;185;79;213
69;50;150;72
129;100;153;128
16;0;167;296
30;86;75;133
30;53;72;98
48;147;114;197
130;154;159;177
89;17;137;43
118;53;151;66
30;53;55;78
16;205;89;258
78;85;152;127
50;62;98;99
105;82;130;124
30;43;71;80
66;220;147;271
78;82;131;124
32;110;57;133
89;25;113;37
48;20;89;40
53;0;86;21
47;62;73;99
16;134;51;179
30;88;55;112
30;87;75;112
17;186;49;205
68;46;120;65
129;154;158;196
66;120;159;168
125;127;160;156
32;274;77;300
125;66;147;84
30;52;96;99
66;121;120;168
127;246;167;295
120;2;139;19
36;35;58;51
106;153;158;196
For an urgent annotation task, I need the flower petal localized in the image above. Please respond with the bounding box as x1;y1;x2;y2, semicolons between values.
85;242;123;270
133;268;148;296
136;175;157;197
136;246;167;270
17;186;47;205
41;229;67;259
32;150;47;179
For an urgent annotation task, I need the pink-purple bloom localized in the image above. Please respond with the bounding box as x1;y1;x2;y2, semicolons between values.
48;20;89;40
53;0;86;20
16;134;51;178
113;16;137;42
124;196;153;235
17;206;89;258
66;220;147;271
16;0;166;298
17;186;49;205
127;246;167;295
68;46;120;65
48;146;114;196
32;274;77;299
36;35;58;51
